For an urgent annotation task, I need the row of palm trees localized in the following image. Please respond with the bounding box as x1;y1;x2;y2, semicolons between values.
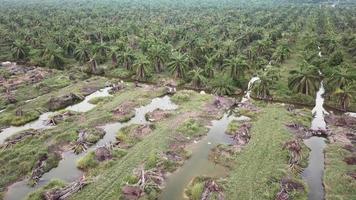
2;1;355;109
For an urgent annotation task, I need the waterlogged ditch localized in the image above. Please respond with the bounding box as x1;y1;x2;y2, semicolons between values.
0;87;112;144
160;113;239;200
4;95;177;200
302;49;328;200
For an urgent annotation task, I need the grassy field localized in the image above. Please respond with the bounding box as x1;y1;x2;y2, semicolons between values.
225;104;308;200
324;144;356;200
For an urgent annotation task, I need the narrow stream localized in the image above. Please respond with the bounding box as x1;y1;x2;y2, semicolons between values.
5;95;177;200
161;75;257;200
302;49;327;200
302;137;326;200
0;87;112;144
160;113;239;200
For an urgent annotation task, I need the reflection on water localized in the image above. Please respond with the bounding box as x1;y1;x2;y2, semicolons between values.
311;81;328;131
5;95;177;200
0;87;112;144
0;112;55;144
66;87;112;112
302;137;326;200
160;113;242;200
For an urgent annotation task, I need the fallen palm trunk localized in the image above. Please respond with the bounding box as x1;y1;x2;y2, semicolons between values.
286;123;329;138
1;130;40;149
122;165;165;200
30;154;48;184
44;176;89;200
282;140;302;171
72;130;92;154
46;111;75;126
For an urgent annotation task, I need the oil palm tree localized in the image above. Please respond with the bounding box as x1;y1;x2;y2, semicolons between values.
204;55;215;78
168;51;189;79
148;45;167;73
118;47;135;71
273;45;290;63
332;83;355;111
211;76;235;96
11;40;29;60
224;56;249;80
252;72;276;99
42;43;65;69
189;68;207;88
288;62;319;96
75;42;91;64
326;64;356;90
133;55;151;80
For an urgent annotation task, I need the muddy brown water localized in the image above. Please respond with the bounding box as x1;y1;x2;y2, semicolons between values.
0;87;112;144
4;95;177;200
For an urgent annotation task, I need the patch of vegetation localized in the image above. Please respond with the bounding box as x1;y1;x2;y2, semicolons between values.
324;144;356;199
171;90;193;104
226;120;241;135
178;119;207;138
0;109;40;126
88;96;113;105
77;151;98;170
116;124;143;147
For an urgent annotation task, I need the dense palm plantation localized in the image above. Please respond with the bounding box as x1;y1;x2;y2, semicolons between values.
0;0;354;110
0;0;355;200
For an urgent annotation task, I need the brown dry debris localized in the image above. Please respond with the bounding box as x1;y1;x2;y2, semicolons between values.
201;180;224;200
282;140;302;171
95;146;112;162
146;109;171;122
343;156;356;165
112;101;137;120
122;166;165;200
30;154;49;184
1;64;49;91
46;111;75;126
1;130;41;149
44;176;89;200
275;178;304;200
132;124;153;139
325;114;356;129
230;123;252;146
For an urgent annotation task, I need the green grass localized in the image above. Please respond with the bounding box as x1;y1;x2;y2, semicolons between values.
225;104;308;200
77;151;98;170
116;124;143;147
177;119;207;138
324;144;356;200
88;96;113;105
